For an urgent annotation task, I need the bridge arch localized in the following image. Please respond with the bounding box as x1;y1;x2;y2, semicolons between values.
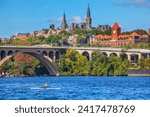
120;53;128;60
82;51;90;60
91;52;96;58
42;51;47;56
49;51;54;60
55;51;60;60
102;52;108;57
110;53;118;57
23;52;57;75
7;50;14;55
0;51;58;76
130;54;139;63
1;50;6;60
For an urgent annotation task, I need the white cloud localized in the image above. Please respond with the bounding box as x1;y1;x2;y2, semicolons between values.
47;17;62;23
72;16;83;23
48;16;85;24
54;17;63;22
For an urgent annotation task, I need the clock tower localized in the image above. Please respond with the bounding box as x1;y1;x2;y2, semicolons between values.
112;23;121;40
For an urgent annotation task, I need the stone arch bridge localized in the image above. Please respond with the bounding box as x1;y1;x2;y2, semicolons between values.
0;46;150;76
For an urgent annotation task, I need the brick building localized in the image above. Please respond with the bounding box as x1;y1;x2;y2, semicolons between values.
148;29;150;35
91;23;149;47
14;33;30;40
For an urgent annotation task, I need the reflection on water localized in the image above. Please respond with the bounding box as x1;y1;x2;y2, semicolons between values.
0;76;150;100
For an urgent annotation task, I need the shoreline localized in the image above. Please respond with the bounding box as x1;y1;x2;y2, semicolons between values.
1;75;150;78
1;69;150;78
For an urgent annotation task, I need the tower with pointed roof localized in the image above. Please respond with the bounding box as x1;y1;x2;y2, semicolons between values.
86;4;92;29
61;13;68;30
111;22;121;40
148;29;150;36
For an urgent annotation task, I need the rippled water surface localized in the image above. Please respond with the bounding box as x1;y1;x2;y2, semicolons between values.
0;76;150;100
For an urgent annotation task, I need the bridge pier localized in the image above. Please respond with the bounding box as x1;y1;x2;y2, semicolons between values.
142;53;150;58
127;54;131;62
53;52;56;61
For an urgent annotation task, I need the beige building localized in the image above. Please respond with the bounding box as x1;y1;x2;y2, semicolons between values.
68;35;78;46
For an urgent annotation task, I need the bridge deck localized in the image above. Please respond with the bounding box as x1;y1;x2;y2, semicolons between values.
0;46;150;53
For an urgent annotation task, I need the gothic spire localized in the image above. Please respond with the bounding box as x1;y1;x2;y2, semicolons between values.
86;4;92;29
87;4;91;18
63;13;67;23
61;12;68;30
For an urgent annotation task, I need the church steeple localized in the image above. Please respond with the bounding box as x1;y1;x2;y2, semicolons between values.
87;4;91;17
86;4;92;29
61;13;68;30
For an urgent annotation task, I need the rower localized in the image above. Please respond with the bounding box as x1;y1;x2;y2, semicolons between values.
43;82;48;89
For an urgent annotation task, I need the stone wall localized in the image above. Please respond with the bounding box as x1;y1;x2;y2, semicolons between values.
128;69;150;76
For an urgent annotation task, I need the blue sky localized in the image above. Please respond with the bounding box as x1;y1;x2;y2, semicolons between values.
0;0;150;38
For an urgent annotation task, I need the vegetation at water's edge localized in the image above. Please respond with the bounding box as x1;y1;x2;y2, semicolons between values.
1;48;150;77
0;53;49;76
56;49;130;76
55;49;149;76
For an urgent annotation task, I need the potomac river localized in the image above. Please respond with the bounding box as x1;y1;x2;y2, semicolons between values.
0;76;150;100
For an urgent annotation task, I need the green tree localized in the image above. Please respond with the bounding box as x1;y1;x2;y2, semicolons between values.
138;56;150;69
108;55;129;76
57;49;90;76
120;52;128;61
90;51;108;76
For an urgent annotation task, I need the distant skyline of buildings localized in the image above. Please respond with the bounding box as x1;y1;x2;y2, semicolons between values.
0;3;149;39
1;0;150;38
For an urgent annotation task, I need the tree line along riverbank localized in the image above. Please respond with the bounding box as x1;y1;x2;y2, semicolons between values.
0;48;150;77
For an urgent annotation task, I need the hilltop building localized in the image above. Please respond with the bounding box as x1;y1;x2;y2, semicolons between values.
86;4;92;29
0;38;11;43
61;13;68;30
68;34;78;46
148;29;150;35
13;23;61;39
90;23;149;47
50;24;55;30
71;23;79;30
13;33;30;40
60;4;92;31
80;23;86;29
97;25;111;32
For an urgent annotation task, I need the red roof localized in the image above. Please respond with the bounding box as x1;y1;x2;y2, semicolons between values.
96;35;111;39
130;32;140;37
112;23;120;28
